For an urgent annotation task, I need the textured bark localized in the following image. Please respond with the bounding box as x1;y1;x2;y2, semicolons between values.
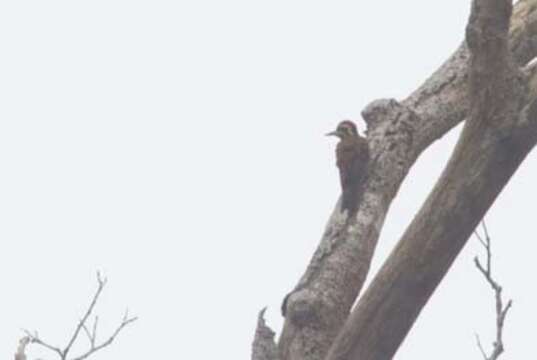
325;1;537;359
252;1;537;360
252;309;280;360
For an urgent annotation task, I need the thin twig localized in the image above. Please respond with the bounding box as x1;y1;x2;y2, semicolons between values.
23;330;63;358
474;229;487;249
474;220;512;360
63;272;107;358
71;312;138;360
20;272;136;360
475;333;488;360
92;316;98;346
81;323;93;346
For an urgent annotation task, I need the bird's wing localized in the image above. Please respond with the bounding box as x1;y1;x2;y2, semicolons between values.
337;140;368;188
337;139;369;214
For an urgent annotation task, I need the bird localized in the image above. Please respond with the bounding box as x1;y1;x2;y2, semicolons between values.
326;120;369;215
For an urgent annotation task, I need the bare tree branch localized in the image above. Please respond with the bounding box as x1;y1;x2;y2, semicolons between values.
474;221;512;360
81;324;93;347
71;310;138;360
274;2;537;359
14;337;31;360
475;333;488;360
23;330;63;358
325;0;534;358
22;273;137;360
63;272;106;358
81;316;99;349
252;308;279;360
251;1;537;360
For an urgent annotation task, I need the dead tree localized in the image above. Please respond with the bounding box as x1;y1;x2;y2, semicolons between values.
252;1;537;359
16;272;137;360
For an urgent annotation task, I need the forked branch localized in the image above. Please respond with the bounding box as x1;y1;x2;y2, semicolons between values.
19;272;137;360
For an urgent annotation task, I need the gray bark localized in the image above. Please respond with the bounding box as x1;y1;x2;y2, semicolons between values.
252;309;280;360
252;1;537;359
326;0;537;358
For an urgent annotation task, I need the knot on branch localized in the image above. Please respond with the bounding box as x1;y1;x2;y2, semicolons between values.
284;289;322;328
361;99;399;131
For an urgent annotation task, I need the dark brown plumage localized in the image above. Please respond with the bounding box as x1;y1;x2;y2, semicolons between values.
327;120;369;215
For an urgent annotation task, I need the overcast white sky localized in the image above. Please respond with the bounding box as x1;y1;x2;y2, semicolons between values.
1;1;537;359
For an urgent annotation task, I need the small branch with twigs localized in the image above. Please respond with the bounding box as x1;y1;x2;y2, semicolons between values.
473;220;512;360
17;272;137;360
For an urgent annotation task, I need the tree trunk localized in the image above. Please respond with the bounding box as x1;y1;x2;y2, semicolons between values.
253;1;537;359
325;2;537;357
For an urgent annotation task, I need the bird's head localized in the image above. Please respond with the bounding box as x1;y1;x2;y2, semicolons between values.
326;120;358;139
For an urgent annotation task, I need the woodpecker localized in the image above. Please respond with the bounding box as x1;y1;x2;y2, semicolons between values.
326;120;369;215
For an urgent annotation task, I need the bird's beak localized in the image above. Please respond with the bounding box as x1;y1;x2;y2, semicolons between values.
325;130;339;137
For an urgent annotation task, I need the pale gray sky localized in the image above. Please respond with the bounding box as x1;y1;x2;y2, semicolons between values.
1;1;536;359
